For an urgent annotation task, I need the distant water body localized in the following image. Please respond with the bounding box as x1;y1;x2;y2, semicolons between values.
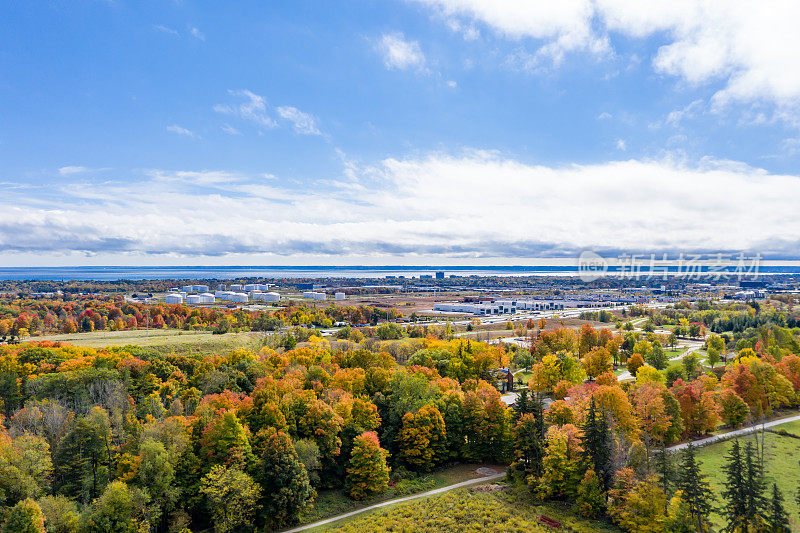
0;266;576;281
1;265;800;281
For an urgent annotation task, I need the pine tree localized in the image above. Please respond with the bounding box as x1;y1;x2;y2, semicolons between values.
743;441;768;527
513;388;530;420
531;392;546;440
654;444;675;498
721;439;746;532
676;444;715;532
581;397;613;492
768;483;790;532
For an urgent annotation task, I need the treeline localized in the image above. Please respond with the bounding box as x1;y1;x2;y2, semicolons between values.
0;297;401;340
0;337;509;531
634;299;800;335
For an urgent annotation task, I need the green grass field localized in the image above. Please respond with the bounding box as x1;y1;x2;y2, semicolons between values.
33;328;265;355
695;424;800;530
317;486;620;532
298;464;504;527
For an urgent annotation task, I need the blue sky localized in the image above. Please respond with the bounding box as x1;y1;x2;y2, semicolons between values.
2;1;800;265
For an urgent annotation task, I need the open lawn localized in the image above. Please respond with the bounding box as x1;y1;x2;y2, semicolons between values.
695;425;800;530
316;486;620;532
33;328;264;355
298;464;505;528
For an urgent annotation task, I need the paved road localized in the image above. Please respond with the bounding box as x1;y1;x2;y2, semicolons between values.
667;415;800;451
281;470;507;532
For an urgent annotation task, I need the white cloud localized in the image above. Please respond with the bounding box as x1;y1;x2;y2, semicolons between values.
413;0;800;113
221;124;241;135
664;99;704;127
615;139;626;150
215;91;321;135
214;90;277;128
190;27;205;41
276;106;321;135
446;80;458;88
166;124;197;138
376;33;426;71
782;138;800;154
154;25;179;36
597;112;612;120
414;0;610;67
58;166;90;175
5;151;800;259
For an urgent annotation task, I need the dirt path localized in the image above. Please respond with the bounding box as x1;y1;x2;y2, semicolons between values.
667;415;800;451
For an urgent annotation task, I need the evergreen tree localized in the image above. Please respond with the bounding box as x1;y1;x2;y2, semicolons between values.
654;444;675;498
743;441;768;527
676;444;715;532
256;428;316;529
581;397;613;492
512;413;545;479
513;388;530;421
531;392;546;441
768;483;790;532
721;439;746;532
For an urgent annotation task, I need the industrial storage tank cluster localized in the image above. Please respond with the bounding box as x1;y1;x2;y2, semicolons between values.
335;292;346;300
215;290;249;302
181;284;209;293
245;283;273;291
303;291;326;300
165;293;186;304
186;293;215;305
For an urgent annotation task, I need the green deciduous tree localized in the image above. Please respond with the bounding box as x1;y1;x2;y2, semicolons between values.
36;495;79;533
200;465;261;533
2;499;45;533
78;481;149;533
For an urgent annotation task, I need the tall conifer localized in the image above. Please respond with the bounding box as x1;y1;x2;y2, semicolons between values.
676;444;715;533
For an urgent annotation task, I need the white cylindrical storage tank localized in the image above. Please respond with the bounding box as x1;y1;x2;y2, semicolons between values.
244;284;258;291
186;294;201;304
194;285;209;292
229;292;248;303
165;293;184;304
230;284;243;291
335;292;346;300
199;293;215;304
253;291;280;302
181;285;194;293
303;291;326;300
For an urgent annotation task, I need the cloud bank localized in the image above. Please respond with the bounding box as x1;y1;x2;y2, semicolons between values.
3;152;800;260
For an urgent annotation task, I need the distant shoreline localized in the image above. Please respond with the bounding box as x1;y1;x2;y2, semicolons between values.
1;264;800;281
